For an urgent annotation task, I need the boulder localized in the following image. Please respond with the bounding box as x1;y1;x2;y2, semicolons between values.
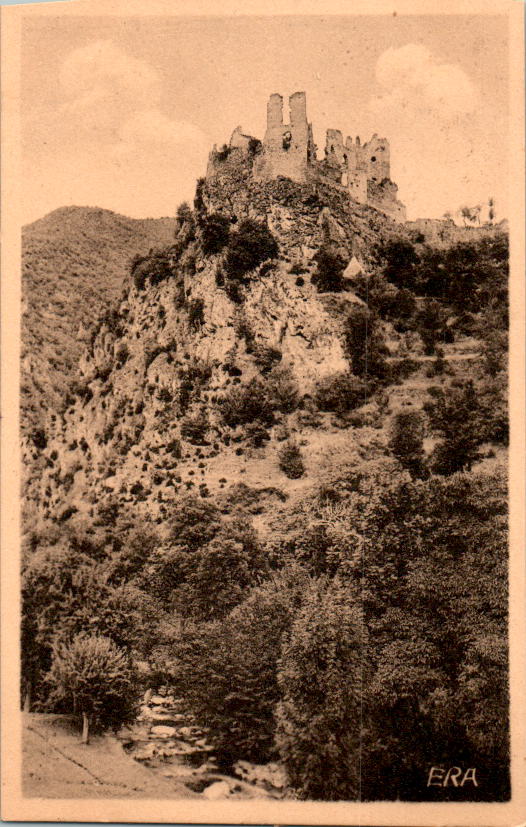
150;694;173;706
134;743;157;761
150;725;177;737
203;780;231;800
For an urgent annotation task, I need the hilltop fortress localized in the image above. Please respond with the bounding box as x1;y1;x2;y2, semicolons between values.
206;91;406;223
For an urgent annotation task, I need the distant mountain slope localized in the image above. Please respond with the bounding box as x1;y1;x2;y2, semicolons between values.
21;206;175;438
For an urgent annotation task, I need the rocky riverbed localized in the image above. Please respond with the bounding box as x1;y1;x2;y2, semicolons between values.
117;688;288;800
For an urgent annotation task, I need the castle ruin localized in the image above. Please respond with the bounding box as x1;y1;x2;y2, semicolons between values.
206;91;406;223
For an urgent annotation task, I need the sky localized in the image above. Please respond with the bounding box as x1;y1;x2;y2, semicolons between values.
21;13;509;224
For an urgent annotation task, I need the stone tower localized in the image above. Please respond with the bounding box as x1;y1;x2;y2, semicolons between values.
253;92;314;183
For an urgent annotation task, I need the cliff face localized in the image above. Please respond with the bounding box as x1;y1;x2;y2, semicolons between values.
25;177;405;535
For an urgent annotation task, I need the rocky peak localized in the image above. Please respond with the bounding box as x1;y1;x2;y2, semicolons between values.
25;176;404;536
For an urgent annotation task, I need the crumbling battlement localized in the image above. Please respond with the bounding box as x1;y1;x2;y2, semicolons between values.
206;91;406;223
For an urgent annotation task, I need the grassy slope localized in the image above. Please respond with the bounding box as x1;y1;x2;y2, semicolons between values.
21;206;175;436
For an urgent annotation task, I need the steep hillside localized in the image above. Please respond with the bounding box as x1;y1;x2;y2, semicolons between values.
25;177;408;532
21;207;175;441
21;169;509;802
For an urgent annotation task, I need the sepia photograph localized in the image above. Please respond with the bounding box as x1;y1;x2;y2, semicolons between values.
1;0;525;823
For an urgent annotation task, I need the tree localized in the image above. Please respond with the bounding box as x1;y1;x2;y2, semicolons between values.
170;567;312;766
416;298;444;355
488;197;495;225
424;380;482;474
379;238;420;291
311;246;345;292
21;545;158;708
388;410;427;478
276;579;367;800
200;212;231;254
460;205;481;227
175;201;194;233
45;634;136;743
273;464;509;800
344;305;387;379
170;523;268;621
224;219;278;281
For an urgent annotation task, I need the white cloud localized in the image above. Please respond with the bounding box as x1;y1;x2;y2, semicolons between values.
57;40;210;188
370;43;477;121
60;39;161;112
363;44;486;218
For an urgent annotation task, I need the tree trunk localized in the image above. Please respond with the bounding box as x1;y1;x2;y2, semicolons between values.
23;678;32;712
81;711;90;745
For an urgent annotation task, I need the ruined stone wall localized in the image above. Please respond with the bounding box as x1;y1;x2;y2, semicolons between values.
367;179;406;223
229;126;253;150
207;91;405;224
406;218;508;246
325;129;347;170
253;92;310;183
348;170;368;204
362;135;391;181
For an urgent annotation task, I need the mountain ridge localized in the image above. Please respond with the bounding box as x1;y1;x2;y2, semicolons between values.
21;206;176;442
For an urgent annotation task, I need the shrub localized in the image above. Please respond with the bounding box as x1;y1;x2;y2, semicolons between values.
234;314;255;351
311;247;345;292
188;297;205;329
45;633;136;743
166;494;221;550
200;213;231;254
194;177;206;216
386;357;419;382
388;411;427;478
244;421;271;448
31;429;47;450
131;250;174;290
278;441;305;479
166;438;182;458
252;344;282;373
225;278;242;303
224;219;278;282
314;372;367;413
216;144;231;162
266;366;300;413
181;411;209;444
248;137;262;157
424;380;482;474
219;379;274;427
276;579;367;800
